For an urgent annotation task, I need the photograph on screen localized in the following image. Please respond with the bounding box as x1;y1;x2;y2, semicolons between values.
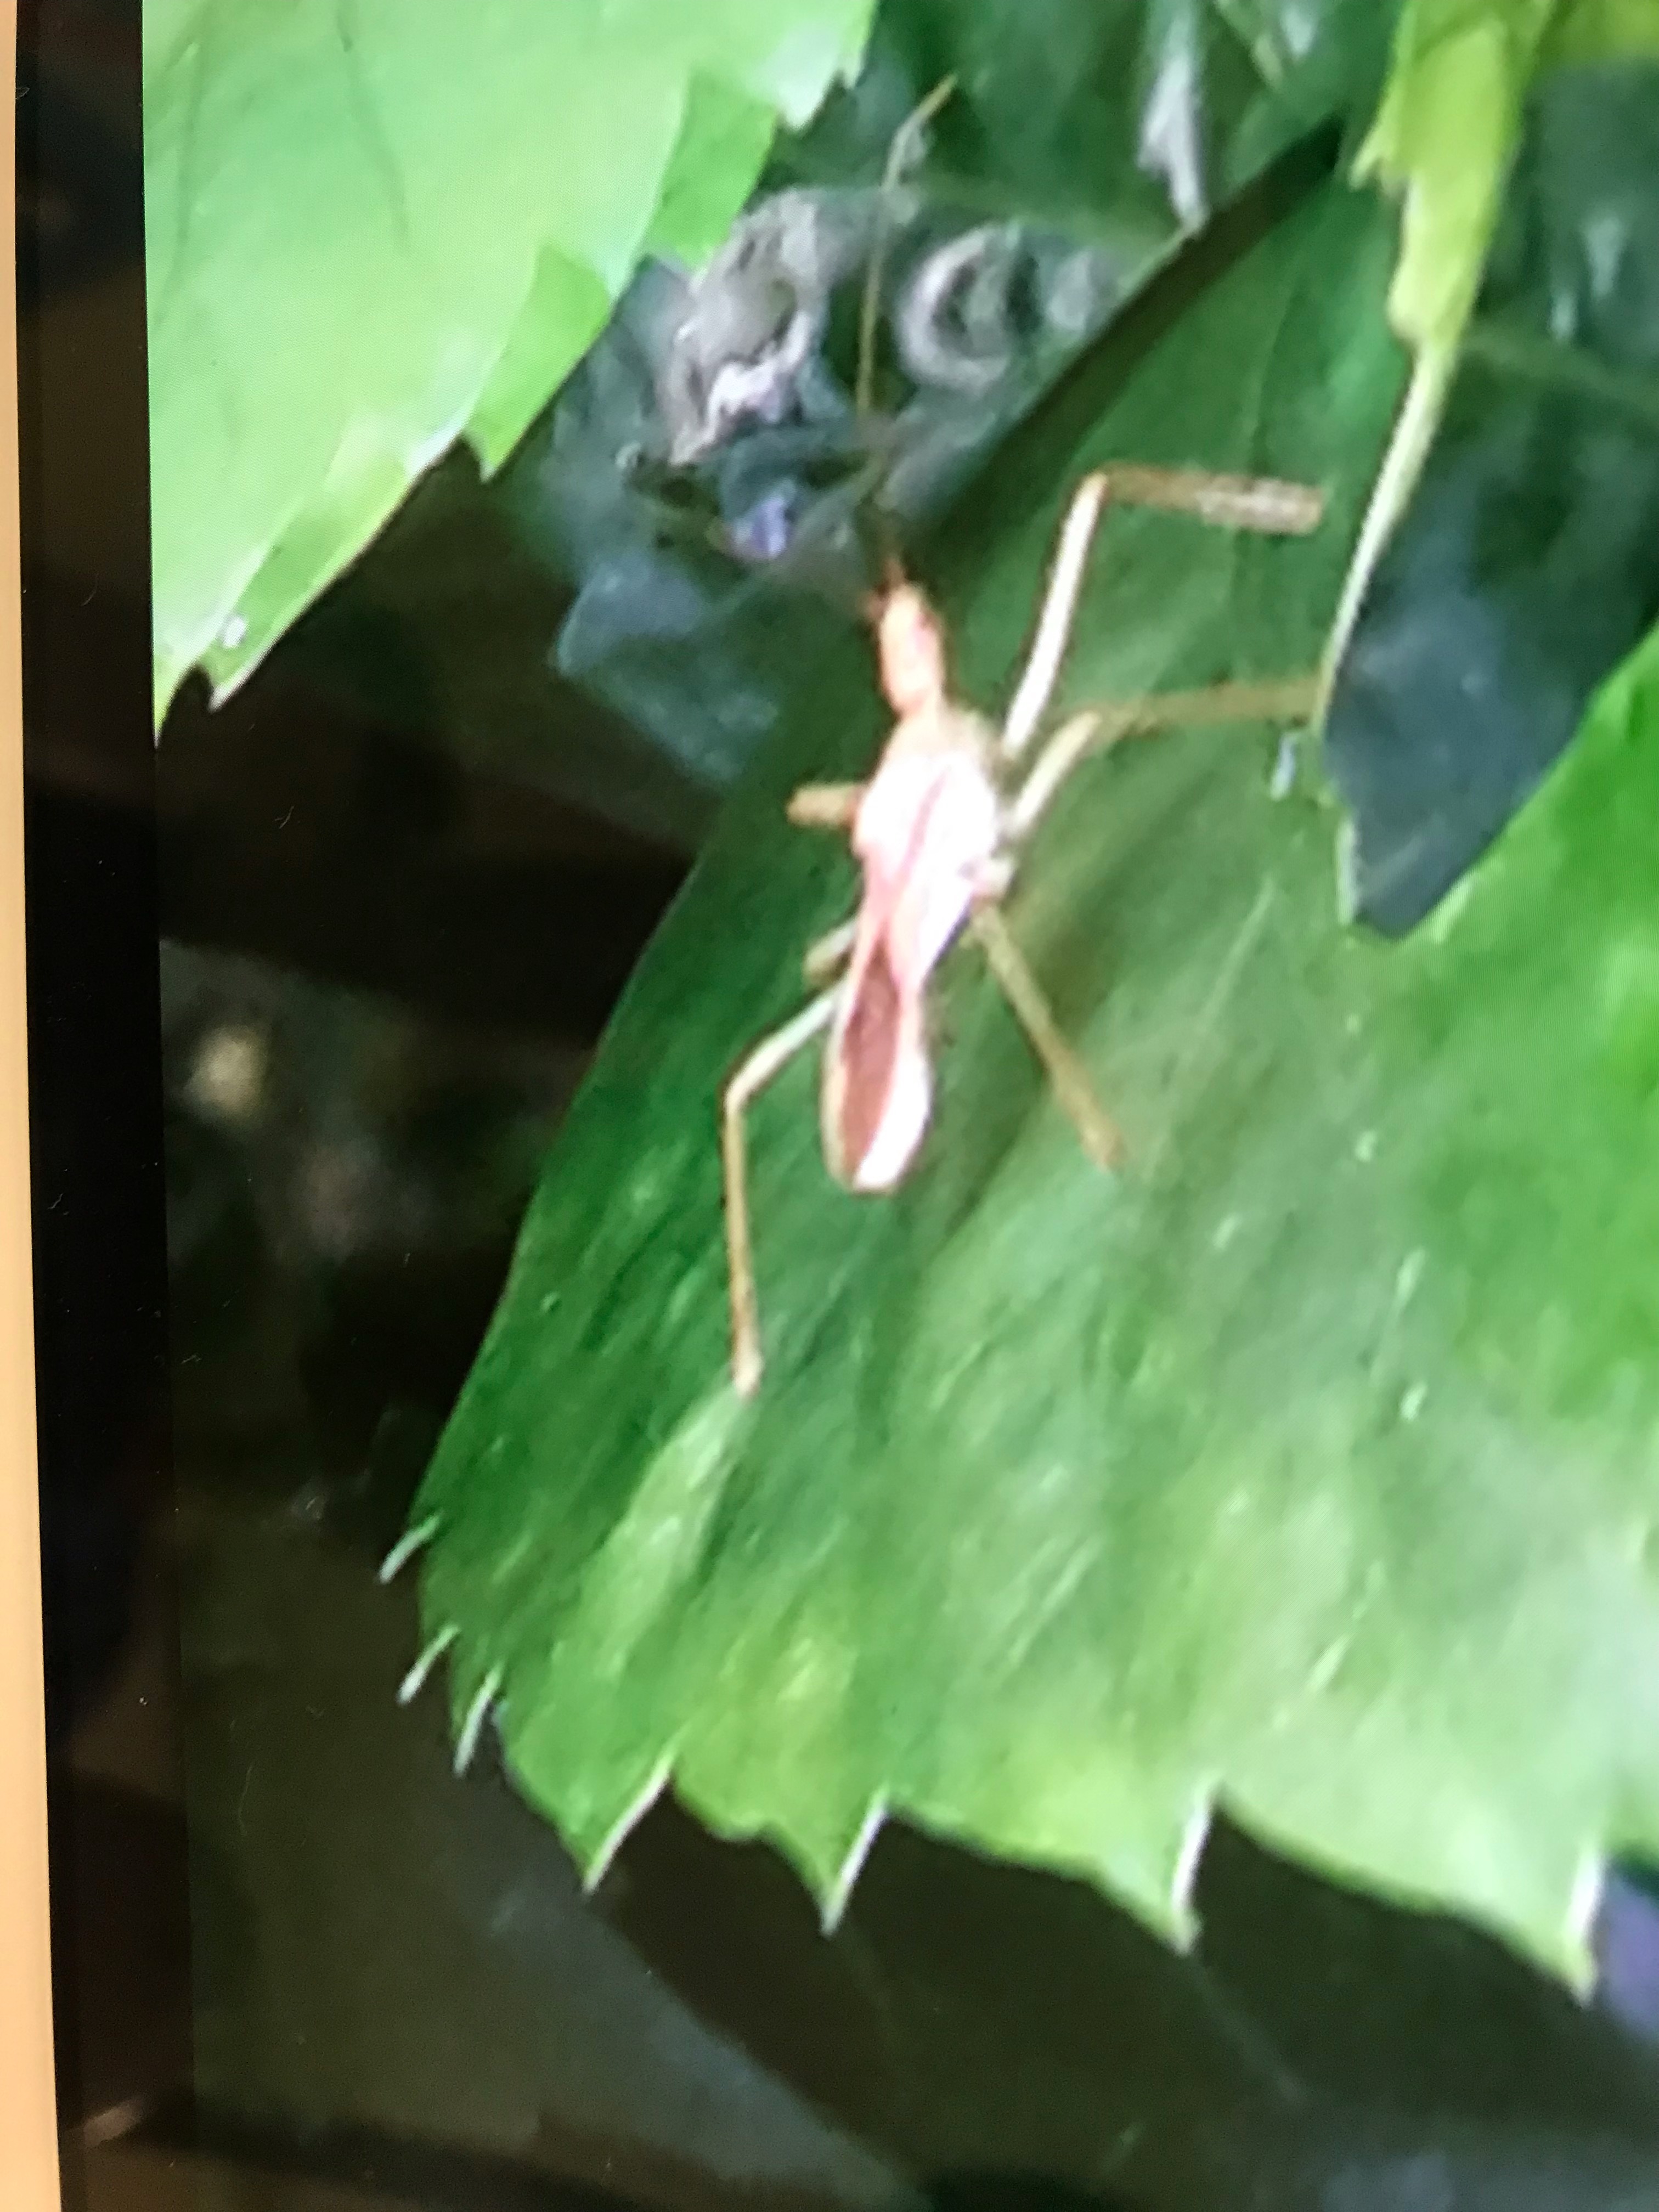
26;4;1659;2209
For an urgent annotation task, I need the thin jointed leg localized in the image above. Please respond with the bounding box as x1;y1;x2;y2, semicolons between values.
1007;674;1322;843
1094;465;1323;537
723;990;840;1396
1000;466;1325;765
856;75;957;416
1006;709;1104;843
1001;475;1113;760
804;917;859;985
788;782;865;830
968;904;1123;1171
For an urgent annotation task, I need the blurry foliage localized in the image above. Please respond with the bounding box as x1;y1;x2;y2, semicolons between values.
148;0;1659;2021
1329;56;1659;925
205;0;1397;843
402;15;1659;1991
143;0;877;722
1330;0;1659;672
501;0;1393;794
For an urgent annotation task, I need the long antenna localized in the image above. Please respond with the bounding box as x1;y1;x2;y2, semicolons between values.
854;74;957;421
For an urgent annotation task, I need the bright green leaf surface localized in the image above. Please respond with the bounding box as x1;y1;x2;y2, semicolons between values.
144;0;874;724
1545;0;1659;66
1356;0;1555;367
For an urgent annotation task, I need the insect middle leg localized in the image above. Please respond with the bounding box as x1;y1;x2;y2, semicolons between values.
723;989;840;1397
1007;675;1322;843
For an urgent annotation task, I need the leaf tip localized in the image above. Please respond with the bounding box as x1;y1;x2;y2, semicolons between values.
579;1751;676;1894
1566;1844;1609;2001
819;1795;887;1934
453;1664;505;1776
1169;1792;1215;1948
396;1621;458;1708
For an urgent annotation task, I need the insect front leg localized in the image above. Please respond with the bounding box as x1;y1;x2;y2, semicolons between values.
1000;465;1324;764
788;783;865;831
1005;709;1105;844
1001;475;1114;760
722;989;842;1397
803;916;859;986
967;904;1123;1170
1094;464;1324;537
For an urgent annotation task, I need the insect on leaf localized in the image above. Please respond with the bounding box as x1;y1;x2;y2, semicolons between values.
408;103;1659;2000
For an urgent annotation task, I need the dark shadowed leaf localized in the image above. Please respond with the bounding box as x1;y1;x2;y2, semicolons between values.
501;0;1399;803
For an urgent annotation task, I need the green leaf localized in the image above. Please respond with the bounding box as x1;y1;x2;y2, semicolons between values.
1331;0;1557;676
642;71;782;272
1544;0;1659;66
1356;0;1556;368
1334;1;1659;676
144;0;876;725
411;170;1659;1983
1328;59;1659;930
405;30;1659;2009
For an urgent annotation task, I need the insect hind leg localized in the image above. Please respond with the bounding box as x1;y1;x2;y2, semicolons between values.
722;989;840;1397
968;904;1122;1170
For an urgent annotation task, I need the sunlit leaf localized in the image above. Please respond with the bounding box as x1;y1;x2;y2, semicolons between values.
1545;0;1659;67
144;0;876;723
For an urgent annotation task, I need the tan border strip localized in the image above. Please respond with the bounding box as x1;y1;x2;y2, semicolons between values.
0;0;63;2203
